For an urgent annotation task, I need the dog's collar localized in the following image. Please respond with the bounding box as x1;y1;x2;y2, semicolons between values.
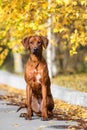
35;62;39;69
30;54;42;62
30;60;40;70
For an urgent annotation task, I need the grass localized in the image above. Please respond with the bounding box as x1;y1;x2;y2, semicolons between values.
52;73;87;93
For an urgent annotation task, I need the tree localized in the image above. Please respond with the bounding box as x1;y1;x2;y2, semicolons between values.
0;0;87;74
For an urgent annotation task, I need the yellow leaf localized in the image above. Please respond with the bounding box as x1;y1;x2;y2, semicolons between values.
12;123;20;127
84;56;87;61
42;3;48;9
53;28;59;33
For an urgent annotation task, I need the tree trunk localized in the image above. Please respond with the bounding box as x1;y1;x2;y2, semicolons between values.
13;53;23;74
47;28;52;78
51;34;58;76
47;0;52;78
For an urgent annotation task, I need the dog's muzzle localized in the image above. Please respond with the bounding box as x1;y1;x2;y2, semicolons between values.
33;47;39;55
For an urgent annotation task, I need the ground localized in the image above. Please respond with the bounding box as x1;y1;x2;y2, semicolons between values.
0;84;87;129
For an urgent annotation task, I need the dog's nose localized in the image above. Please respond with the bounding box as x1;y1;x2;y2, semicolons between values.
33;47;39;54
34;47;38;51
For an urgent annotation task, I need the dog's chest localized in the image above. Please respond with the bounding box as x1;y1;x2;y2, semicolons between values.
26;67;42;85
28;69;42;94
35;73;41;83
32;68;41;83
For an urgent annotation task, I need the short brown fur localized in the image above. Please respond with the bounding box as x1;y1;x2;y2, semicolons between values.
22;36;54;121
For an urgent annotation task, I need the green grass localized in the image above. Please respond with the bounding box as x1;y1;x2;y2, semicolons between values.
52;73;87;92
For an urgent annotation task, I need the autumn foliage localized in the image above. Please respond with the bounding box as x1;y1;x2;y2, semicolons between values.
0;0;87;65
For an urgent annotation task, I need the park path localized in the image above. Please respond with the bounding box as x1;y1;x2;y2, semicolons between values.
0;70;87;107
0;91;77;130
0;70;87;130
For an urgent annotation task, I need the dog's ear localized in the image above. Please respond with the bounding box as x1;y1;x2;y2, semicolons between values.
40;36;49;49
21;36;31;49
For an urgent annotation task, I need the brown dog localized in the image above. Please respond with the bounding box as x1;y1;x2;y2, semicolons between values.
22;35;54;121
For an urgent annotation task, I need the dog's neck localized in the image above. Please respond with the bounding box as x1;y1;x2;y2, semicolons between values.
30;54;42;63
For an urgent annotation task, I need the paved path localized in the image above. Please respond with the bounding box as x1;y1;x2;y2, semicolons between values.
0;70;86;130
0;70;87;107
0;99;77;130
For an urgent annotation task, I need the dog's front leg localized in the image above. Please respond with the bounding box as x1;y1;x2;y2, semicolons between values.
41;84;48;121
26;84;32;120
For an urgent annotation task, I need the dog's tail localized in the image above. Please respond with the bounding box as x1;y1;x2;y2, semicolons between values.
17;104;27;112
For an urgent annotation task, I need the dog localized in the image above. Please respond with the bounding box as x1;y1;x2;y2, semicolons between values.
21;35;54;121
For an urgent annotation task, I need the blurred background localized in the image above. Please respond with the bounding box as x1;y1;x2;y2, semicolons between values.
0;0;87;92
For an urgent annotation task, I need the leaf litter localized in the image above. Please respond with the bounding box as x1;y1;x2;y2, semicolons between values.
0;84;87;129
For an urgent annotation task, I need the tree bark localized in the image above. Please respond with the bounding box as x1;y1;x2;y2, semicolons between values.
13;53;23;73
47;0;52;78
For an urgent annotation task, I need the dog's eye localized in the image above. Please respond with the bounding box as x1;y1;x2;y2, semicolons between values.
38;41;41;45
29;42;33;44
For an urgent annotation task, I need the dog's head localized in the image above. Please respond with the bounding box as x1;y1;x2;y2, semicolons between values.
22;36;48;56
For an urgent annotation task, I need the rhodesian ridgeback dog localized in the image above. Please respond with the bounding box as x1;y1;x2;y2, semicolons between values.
21;35;54;121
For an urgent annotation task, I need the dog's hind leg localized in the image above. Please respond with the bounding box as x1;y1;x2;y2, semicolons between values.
47;95;54;118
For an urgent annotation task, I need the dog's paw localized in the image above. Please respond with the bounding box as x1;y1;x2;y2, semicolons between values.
20;113;27;118
25;114;32;120
41;117;49;121
48;111;53;119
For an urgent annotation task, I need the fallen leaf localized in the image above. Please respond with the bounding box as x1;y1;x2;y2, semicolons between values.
12;123;20;127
